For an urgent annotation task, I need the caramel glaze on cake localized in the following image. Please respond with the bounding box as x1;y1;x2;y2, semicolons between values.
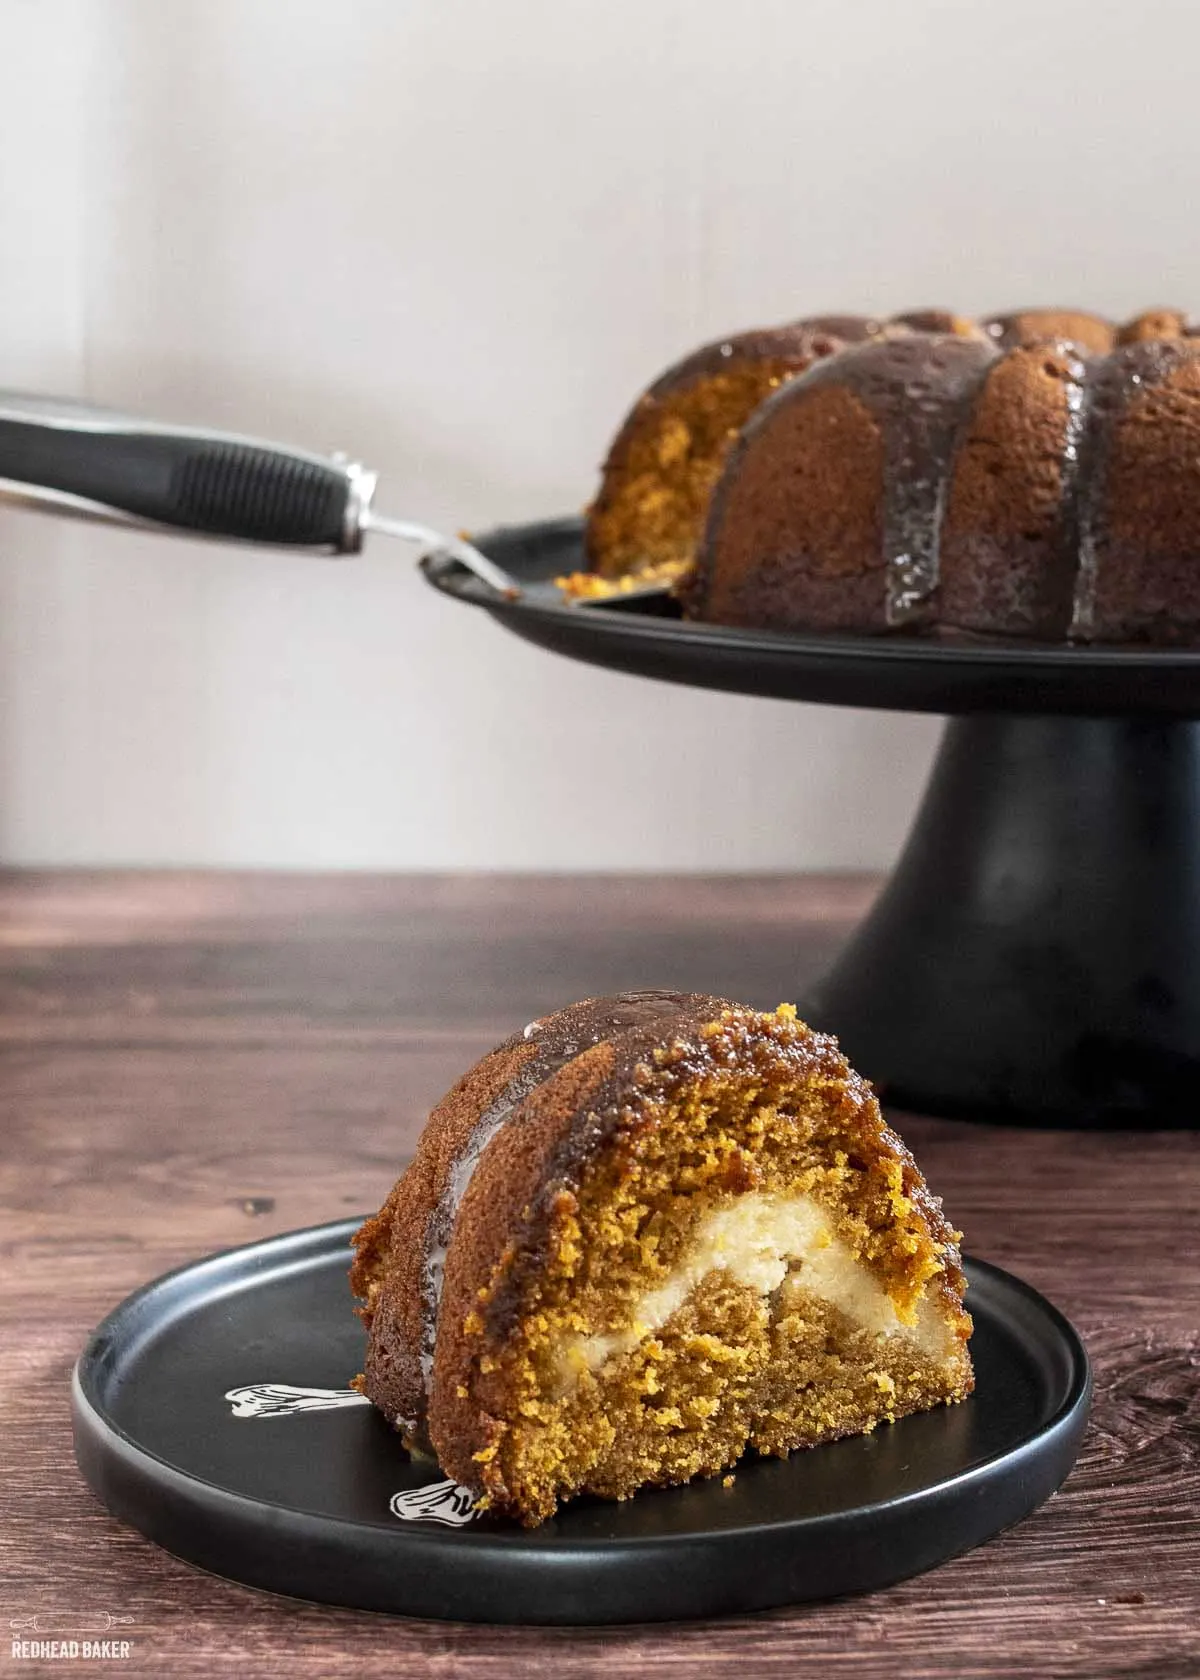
681;307;1200;642
351;991;973;1526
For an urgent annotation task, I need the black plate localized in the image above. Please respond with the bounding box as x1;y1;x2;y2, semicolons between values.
422;518;1200;717
73;1217;1090;1624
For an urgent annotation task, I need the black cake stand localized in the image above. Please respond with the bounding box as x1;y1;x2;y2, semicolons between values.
424;517;1200;1130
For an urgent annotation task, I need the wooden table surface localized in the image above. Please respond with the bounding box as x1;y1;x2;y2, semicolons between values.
2;870;1197;1679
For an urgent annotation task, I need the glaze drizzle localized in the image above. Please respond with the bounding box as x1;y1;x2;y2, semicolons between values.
879;338;998;627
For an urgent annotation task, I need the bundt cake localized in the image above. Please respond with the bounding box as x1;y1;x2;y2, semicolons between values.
575;307;1200;644
350;991;973;1526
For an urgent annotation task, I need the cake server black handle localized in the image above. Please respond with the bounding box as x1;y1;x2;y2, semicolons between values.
0;389;521;593
0;390;374;552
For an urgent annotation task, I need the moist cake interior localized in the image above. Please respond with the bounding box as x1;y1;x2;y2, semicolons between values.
579;357;802;594
451;1026;969;1522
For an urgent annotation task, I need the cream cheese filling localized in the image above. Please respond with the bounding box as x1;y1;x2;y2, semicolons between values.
561;1190;951;1379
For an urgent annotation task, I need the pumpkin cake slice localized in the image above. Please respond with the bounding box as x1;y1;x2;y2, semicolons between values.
350;992;973;1526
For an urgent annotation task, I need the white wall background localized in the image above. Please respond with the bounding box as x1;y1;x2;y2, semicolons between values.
1;0;1196;869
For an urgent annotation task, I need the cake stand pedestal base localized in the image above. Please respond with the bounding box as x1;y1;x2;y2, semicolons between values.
804;715;1200;1127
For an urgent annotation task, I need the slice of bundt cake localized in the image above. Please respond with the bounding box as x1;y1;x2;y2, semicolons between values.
351;991;973;1526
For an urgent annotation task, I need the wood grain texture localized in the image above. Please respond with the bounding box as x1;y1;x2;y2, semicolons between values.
1;869;1197;1679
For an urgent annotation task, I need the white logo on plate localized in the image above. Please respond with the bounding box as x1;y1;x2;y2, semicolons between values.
225;1382;372;1417
390;1479;478;1526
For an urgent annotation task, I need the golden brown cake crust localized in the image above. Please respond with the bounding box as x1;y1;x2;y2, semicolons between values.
1116;308;1194;343
677;376;890;630
350;991;723;1437
1080;338;1200;642
686;334;998;632
981;308;1116;353
349;1036;537;1432
938;341;1088;639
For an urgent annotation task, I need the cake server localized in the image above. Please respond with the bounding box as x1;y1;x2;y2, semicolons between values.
0;390;522;597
